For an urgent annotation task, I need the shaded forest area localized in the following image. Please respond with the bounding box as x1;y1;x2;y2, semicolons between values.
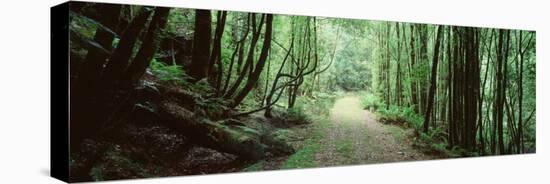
367;23;536;156
66;2;535;182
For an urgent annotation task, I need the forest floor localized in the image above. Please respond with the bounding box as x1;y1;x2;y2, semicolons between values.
315;95;434;166
245;94;436;171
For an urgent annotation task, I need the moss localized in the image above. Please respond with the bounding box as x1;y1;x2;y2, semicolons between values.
281;143;320;169
270;129;296;142
90;146;155;181
242;161;265;172
281;116;329;169
89;166;105;181
335;140;353;160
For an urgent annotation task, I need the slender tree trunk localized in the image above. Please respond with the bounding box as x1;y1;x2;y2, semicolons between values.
225;14;264;99
123;8;171;86
494;29;509;154
409;25;419;113
385;23;391;109
210;11;227;90
418;25;429;114
423;26;443;132
101;8;153;87
231;14;273;107
395;23;403;106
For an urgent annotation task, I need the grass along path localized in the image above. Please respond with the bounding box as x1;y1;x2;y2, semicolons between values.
244;94;434;171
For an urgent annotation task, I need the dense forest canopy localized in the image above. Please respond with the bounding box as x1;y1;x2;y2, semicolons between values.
67;2;535;181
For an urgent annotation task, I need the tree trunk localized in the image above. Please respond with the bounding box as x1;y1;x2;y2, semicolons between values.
231;14;273;107
75;4;121;95
124;7;171;86
423;25;443;132
210;11;227;90
409;24;419;113
159;101;294;160
189;10;212;81
101;7;153;87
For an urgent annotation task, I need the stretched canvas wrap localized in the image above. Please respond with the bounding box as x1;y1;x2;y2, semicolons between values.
51;1;536;182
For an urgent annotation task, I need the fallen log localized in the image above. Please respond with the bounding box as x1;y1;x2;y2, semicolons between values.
158;101;294;160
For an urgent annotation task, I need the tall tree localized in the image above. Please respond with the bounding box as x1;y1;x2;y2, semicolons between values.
230;14;274;107
493;29;510;154
408;24;419;113
124;7;171;86
423;25;443;132
75;4;122;94
101;7;153;86
189;10;212;80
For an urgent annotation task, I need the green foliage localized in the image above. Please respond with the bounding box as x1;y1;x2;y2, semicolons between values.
149;58;227;117
358;92;463;156
89;166;105;181
335;138;354;160
150;58;191;84
360;93;383;110
281;94;336;169
195;95;229;118
242;161;265;172
281;119;327;169
311;92;338;115
89;145;153;181
69;11;99;39
286;102;310;124
270;129;296;143
384;125;406;143
377;105;423;129
282;143;320;169
414;126;468;157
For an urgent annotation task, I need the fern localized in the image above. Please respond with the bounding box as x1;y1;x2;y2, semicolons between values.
149;58;191;85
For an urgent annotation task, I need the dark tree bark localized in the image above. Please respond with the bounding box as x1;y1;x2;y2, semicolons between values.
450;27;462;148
75;4;121;95
418;25;429;115
230;14;273;107
123;7;171;86
409;24;419;113
189;10;212;81
264;36;295;117
423;25;443;133
101;7;153;87
395;23;403;106
478;29;494;155
222;14;250;94
210;11;227;91
224;14;264;99
385;23;391;109
159;101;294;160
463;27;480;151
494;29;510;154
71;7;152;151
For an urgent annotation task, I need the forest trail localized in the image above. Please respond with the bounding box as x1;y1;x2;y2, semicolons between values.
315;95;433;166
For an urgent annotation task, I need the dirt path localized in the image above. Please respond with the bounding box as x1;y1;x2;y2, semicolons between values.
315;95;433;166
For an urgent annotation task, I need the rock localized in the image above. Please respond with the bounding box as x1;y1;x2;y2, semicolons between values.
131;102;159;125
135;81;161;104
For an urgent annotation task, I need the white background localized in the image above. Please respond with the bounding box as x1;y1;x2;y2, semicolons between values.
0;0;548;183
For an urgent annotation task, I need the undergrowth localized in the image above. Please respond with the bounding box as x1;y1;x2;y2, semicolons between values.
281;92;336;169
150;58;191;85
359;92;465;157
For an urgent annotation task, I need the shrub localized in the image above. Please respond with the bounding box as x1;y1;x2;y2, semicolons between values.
286;101;310;124
377;105;423;129
149;58;192;85
360;93;383;110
